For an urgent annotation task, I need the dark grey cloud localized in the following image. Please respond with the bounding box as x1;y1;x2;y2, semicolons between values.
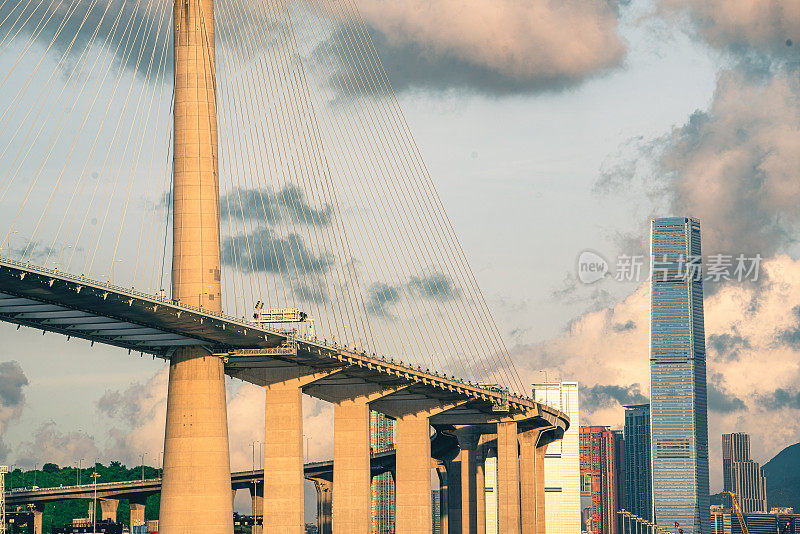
291;279;328;305
0;361;28;460
322;27;583;96
364;271;459;317
708;331;752;361
365;282;400;317
550;273;614;313
612;320;636;332
97;386;142;424
220;184;333;227
580;383;648;413
407;271;460;301
757;388;800;411
222;228;332;275
0;361;28;408
777;306;800;350
0;0;173;81
320;0;626;97
707;379;746;413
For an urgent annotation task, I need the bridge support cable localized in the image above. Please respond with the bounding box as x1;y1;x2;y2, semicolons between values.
280;0;473;382
260;0;520;394
0;0;530;394
302;0;494;386
330;0;527;394
31;0;167;266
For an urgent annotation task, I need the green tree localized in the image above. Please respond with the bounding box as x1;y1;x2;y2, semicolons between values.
6;463;162;532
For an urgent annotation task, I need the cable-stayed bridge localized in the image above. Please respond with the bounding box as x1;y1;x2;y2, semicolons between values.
0;0;569;532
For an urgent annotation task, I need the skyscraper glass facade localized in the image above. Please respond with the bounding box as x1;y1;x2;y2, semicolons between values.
624;404;652;521
650;217;710;534
722;433;767;513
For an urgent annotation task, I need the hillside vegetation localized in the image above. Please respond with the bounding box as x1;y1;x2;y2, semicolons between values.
5;462;160;532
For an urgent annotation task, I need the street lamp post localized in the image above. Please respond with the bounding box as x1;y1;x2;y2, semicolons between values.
141;453;146;481
90;471;100;533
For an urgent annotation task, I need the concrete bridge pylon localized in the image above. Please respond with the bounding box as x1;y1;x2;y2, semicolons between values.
159;0;232;529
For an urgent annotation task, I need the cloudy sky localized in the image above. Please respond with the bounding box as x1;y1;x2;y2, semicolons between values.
0;0;799;513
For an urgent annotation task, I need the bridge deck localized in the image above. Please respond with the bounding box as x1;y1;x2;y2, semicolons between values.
0;257;569;430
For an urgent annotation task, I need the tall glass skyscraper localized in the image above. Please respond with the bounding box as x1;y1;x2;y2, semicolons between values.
722;433;767;513
650;217;710;534
624;404;651;520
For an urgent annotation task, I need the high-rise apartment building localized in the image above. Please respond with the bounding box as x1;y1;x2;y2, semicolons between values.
650;217;710;534
613;429;625;529
533;382;581;534
624;404;652;520
722;433;767;513
370;411;395;533
580;426;621;534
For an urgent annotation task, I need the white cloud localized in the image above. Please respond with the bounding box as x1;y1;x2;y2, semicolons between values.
598;68;800;259
511;255;800;490
95;366;335;472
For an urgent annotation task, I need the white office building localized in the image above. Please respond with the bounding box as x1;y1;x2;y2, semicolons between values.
485;453;499;534
533;381;581;534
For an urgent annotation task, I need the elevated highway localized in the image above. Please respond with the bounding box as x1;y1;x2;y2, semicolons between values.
0;257;569;533
0;257;567;429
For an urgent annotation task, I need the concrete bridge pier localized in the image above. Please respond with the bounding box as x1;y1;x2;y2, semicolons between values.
475;439;488;534
455;427;480;534
434;463;449;533
249;484;263;534
100;498;119;522
300;376;410;534
498;422;521;534
310;478;332;534
520;429;550;534
331;398;371;534
129;497;147;527
395;414;434;534
443;456;461;533
323;384;408;534
262;366;338;533
369;399;463;534
32;503;44;534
